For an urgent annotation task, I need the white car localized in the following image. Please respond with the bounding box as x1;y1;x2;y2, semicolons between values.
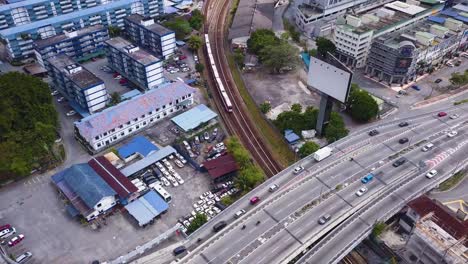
169;177;179;187
175;159;184;168
426;169;438;179
447;131;458;138
356;187;368;197
161;177;170;187
449;114;460;119
114;75;122;80
51;90;59;96
293;166;304;174
168;155;174;160
156;162;164;169
57;97;65;102
66;110;76;116
175;175;184;185
194;55;198;61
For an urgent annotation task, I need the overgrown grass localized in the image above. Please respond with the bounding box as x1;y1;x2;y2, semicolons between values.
226;54;295;166
229;0;240;26
439;171;466;191
454;99;468;105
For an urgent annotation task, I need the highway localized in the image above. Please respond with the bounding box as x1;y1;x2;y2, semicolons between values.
177;104;468;264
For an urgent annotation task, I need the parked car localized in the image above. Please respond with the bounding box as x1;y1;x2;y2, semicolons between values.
15;252;32;263
204;132;210;141
51;90;59;96
66;110;76;116
173;246;186;256
434;78;442;83
368;129;379;136
0;224;11;232
57;96;65;102
355;187;368;197
8;234;25;247
0;227;16;239
411;85;420;91
318;214;331;225
179;55;187;60
269;184;279;192
437;112;447;117
449;114;460;119
426;169;438;179
447;131;458;138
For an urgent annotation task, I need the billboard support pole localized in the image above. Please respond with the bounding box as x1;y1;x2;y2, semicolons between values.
316;94;333;136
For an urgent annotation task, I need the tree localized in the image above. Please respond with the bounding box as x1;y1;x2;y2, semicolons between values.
0;72;58;181
323;112;348;143
274;110;305;135
189;9;204;30
449;70;468;86
260;41;300;74
186;213;208;234
233;49;245;67
372;221;387;238
298;141;320;158
109;92;121;106
108;26;121;37
187;35;203;51
316;37;336;57
346;84;379;122
260;101;271;114
291;103;302;113
164;18;192;39
308;49;317;58
235;164;264;191
195;63;205;73
221;195;234;206
283;19;300;42
247;29;279;55
281;32;290;40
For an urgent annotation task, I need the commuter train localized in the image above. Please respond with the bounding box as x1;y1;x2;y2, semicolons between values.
204;34;233;112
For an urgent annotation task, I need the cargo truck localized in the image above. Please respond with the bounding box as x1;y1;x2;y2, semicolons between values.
313;147;332;161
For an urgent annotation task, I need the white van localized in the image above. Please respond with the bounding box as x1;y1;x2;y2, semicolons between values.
15;252;32;263
0;227;15;238
183;140;191;150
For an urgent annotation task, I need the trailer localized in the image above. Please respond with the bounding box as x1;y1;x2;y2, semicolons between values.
313;147;332;161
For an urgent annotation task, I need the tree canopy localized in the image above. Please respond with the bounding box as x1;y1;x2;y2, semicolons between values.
187;35;203;51
298;141;320;158
0;72;58;181
188;9;204;30
274;106;318;135
247;29;280;55
260;101;271;114
109;92;121;106
316;37;336;57
164;18;192;39
259;41;300;73
186;213;208;234
108;26;121;37
195;62;205;73
346;84;379;123
449;70;468;86
323;112;348;142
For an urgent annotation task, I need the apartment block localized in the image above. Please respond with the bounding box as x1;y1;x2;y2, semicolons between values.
105;37;163;90
47;54;108;115
124;13;176;59
0;0;163;61
34;25;108;66
74;81;195;152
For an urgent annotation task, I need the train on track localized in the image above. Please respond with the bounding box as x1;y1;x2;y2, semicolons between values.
204;34;233;112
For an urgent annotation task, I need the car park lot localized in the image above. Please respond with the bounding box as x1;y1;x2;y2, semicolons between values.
81;57;133;95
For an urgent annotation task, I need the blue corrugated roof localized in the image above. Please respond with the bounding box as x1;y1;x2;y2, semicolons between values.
121;146;177;176
0;0;136;36
284;129;300;143
66;204;80;218
125;190;169;226
440;9;459;18
455;15;468;23
427;16;445;24
118;136;159;159
63;164;116;209
171;104;218;132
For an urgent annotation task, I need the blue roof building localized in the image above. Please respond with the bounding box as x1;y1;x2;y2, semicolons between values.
118;136;159;159
125;190;169;226
284;129;300;144
171;104;218;132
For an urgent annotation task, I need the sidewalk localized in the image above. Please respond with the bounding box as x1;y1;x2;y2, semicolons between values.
411;85;468;109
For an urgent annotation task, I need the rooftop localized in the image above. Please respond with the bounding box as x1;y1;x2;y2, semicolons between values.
125;14;174;36
125;190;169;226
106;37;160;66
171;104;218;132
117;136;159;159
228;0;274;40
75;81;195;142
384;1;426;16
34;25;106;49
202;154;238;180
120;146;176;177
47;54;103;89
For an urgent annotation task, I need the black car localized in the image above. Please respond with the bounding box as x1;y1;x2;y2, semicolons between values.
399;138;409;144
435;78;442;83
392;157;407;167
399;122;409;127
173;246;186;256
368;129;379;136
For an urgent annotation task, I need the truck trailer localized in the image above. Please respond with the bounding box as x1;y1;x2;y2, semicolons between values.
313;147;332;161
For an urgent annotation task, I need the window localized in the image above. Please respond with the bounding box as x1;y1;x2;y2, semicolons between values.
143;121;147;125
163;105;166;109
97;143;101;147
133;118;138;122
148;111;152;115
170;109;173;113
95;136;99;140
103;132;107;136
156;108;160;111
163;112;167;116
150;118;154;122
157;115;160;119
113;136;117;140
120;132;125;136
136;125;140;129
111;129;115;133
119;125;123;129
97;203;102;208
176;99;179;103
128;128;133;133
127;121;131;125
169;102;173;105
141;114;145;118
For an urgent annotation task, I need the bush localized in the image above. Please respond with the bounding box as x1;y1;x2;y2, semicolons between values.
186;213;208;234
247;29;279;55
260;101;271;114
323;112;348;143
346;84;379;122
274;106;318;135
372;221;387;238
188;9;204;30
298;141;320;158
195;63;205;73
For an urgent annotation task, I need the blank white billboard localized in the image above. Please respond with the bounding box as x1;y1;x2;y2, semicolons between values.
307;57;352;103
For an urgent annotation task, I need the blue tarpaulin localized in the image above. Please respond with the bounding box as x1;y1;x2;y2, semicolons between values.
284;129;300;144
301;52;311;69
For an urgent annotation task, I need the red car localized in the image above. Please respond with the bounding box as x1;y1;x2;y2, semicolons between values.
437;112;447;117
119;78;128;84
179;55;187;60
113;72;120;78
250;196;260;205
0;224;11;232
8;234;24;247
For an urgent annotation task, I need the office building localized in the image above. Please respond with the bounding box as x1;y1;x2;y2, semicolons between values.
34;25;109;66
105;37;163;90
74;81;195;152
294;0;394;37
334;1;443;68
0;0;163;61
47;54;108;115
124;14;176;59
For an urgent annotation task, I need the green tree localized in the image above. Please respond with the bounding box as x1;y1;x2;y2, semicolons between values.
303;106;319;127
188;9;204;30
0;72;58;181
316;37;336;57
298;141;320;158
291;103;302;113
260;101;271;114
449;70;468;86
221;195;235;206
274;110;306;135
346;84;379;122
187;35;203;51
281;32;290;40
283;19;300;42
235;164;264;191
108;26;121;37
164;18;192;39
195;62;205;73
109;92;121;106
186;213;208;234
247;29;279;55
260;41;300;74
323;112;348;143
233;49;245;67
372;221;387;238
308;49;317;57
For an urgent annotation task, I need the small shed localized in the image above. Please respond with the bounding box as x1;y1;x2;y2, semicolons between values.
284;129;300;144
171;104;218;132
125;190;169;226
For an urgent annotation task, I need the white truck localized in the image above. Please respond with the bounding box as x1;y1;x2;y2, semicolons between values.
313;147;332;161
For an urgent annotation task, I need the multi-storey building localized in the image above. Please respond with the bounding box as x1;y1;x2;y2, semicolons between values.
124;14;175;59
34;25;108;66
74;81;195;152
105;37;163;90
366;7;468;85
0;0;163;61
47;54;108;115
294;0;394;37
333;1;443;68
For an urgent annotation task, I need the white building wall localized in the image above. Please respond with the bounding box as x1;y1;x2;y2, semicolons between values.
94;196;117;212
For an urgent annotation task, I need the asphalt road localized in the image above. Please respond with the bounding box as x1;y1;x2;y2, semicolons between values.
176;104;468;264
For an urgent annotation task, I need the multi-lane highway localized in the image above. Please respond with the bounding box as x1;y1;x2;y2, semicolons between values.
177;104;468;264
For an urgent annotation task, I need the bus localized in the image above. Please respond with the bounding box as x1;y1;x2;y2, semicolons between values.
153;184;172;203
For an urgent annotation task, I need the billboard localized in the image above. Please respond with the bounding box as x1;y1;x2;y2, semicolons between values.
307;56;352;103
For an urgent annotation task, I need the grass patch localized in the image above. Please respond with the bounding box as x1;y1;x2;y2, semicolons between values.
59;144;66;160
438;171;466;191
454;99;468;105
229;0;240;26
226;53;295;166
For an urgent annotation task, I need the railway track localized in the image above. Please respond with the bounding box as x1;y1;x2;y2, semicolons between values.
202;0;283;177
